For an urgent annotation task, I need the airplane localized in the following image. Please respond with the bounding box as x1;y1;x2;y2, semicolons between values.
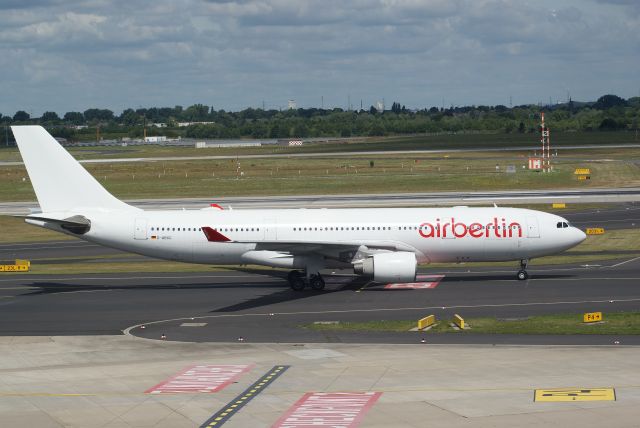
11;125;586;291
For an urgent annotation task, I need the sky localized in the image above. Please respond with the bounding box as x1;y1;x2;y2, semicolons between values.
1;0;639;116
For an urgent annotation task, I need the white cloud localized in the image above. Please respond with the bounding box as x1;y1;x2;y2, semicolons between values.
0;0;638;116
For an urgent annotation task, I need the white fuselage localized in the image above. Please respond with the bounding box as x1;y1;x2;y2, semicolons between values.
50;206;585;269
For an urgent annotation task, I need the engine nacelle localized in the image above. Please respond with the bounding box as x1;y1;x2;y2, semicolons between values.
353;252;417;283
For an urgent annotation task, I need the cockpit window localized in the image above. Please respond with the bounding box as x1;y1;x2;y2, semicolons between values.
557;221;570;228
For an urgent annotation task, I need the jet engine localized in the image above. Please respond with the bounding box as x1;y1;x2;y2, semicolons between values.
353;251;417;283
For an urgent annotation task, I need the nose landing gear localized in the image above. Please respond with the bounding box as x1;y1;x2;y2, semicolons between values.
516;259;529;281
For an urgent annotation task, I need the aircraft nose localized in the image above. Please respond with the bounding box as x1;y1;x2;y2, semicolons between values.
573;228;587;245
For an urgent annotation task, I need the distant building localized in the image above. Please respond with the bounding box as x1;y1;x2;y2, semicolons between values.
177;121;215;127
277;139;304;146
144;136;167;143
151;122;167;128
376;101;384;112
288;100;297;110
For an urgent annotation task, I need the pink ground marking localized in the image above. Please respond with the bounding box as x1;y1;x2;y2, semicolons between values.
385;274;444;289
145;364;254;394
272;391;382;428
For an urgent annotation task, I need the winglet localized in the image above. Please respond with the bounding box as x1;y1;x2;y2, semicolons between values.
202;226;231;242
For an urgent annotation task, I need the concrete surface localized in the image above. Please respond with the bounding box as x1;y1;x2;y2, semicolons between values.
1;336;639;427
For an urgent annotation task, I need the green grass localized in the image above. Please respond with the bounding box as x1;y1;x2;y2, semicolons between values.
1;147;639;201
304;312;640;335
0;216;74;242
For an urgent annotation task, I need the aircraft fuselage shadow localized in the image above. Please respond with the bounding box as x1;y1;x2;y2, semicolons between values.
19;281;287;296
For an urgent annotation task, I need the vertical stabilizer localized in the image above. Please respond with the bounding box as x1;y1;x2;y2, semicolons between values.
11;125;132;212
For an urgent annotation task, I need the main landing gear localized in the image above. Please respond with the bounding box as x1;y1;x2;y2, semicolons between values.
516;259;529;281
287;270;325;291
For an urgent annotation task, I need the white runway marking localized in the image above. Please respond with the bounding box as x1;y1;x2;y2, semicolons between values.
610;257;640;268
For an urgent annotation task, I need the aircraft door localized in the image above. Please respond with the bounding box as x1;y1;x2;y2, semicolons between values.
134;218;148;240
526;216;540;238
263;218;277;241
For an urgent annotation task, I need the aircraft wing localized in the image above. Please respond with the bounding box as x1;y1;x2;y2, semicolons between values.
201;226;417;261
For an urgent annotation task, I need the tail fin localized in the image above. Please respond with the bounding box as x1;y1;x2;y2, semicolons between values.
11;125;132;212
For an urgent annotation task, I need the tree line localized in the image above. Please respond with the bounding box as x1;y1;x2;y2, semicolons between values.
1;94;638;142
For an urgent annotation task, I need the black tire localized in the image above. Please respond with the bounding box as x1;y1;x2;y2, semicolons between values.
310;275;325;291
288;271;306;291
291;277;306;291
288;270;301;283
517;270;528;281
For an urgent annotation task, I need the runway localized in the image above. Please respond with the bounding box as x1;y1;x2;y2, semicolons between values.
1;257;639;344
2;142;640;168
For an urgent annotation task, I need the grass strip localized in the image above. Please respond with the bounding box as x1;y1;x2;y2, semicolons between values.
304;312;640;335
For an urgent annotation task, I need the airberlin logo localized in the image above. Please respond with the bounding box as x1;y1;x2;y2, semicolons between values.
418;217;523;239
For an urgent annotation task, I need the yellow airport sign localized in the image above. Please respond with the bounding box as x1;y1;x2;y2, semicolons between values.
453;314;465;330
15;259;30;267
535;388;615;402
574;168;591;175
584;312;603;323
552;203;566;209
0;265;29;272
577;175;590;181
418;315;435;330
586;228;605;235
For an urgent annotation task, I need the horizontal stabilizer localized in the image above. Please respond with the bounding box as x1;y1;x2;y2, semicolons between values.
25;214;91;235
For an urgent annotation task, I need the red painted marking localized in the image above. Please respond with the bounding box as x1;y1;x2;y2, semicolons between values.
210;203;224;210
272;392;381;428
385;274;444;289
145;364;253;394
202;226;231;242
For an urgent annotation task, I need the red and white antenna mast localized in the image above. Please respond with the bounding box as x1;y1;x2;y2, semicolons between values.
541;112;551;173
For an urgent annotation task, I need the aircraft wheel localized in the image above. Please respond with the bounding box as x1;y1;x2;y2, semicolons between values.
288;270;306;291
517;270;528;281
309;274;325;291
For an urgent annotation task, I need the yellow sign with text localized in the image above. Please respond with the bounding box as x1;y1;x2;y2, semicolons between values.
584;312;603;323
418;315;435;330
552;203;566;209
586;228;605;235
453;314;465;330
0;265;29;272
574;168;591;175
535;388;615;402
